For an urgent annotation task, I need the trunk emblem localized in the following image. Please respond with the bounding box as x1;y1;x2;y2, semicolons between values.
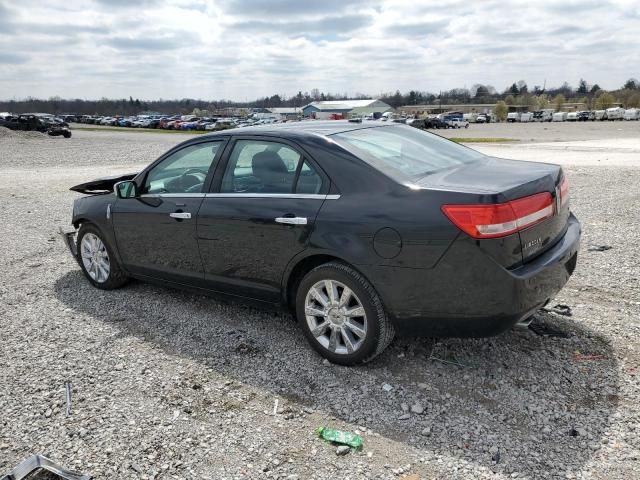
524;237;542;250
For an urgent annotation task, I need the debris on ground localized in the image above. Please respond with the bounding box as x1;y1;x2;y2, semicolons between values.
587;244;613;252
0;454;91;480
528;321;569;338
65;381;72;416
572;351;608;361
336;445;350;456
545;304;573;316
318;427;363;449
400;475;420;480
428;348;470;368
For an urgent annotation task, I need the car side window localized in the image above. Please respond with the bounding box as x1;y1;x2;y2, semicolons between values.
295;160;322;194
143;141;222;194
221;140;302;194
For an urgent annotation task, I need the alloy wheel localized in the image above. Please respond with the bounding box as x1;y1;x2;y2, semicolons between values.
80;233;110;283
304;279;368;355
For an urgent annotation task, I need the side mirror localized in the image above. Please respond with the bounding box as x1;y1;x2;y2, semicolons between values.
114;180;138;199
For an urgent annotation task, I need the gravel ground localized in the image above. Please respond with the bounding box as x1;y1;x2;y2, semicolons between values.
0;129;639;479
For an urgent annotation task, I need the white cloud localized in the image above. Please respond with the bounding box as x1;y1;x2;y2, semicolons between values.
0;0;637;100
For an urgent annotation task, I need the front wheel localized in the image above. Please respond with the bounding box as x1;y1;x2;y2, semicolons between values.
296;262;395;365
76;224;128;290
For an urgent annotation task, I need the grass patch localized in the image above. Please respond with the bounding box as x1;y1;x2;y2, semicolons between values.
449;137;518;143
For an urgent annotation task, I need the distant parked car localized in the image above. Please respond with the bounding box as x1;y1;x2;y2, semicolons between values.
519;112;534;122
623;108;640;120
506;112;520;123
533;110;553;122
475;114;490;123
446;118;469;129
594;110;607;121
576;111;594;121
1;114;71;137
566;112;578;122
424;118;449;129
606;107;625;120
552;112;567;122
406;118;426;129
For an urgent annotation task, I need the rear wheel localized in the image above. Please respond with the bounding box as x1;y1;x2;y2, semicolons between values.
296;262;395;365
76;224;128;290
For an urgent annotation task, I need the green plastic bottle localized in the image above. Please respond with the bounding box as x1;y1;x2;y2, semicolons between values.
318;427;363;449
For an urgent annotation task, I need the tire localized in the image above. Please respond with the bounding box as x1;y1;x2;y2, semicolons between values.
76;223;128;290
295;262;395;365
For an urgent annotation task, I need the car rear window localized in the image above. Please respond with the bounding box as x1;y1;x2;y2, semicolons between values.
331;125;485;182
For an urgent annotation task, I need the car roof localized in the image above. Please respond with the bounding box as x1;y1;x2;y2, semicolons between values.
200;120;391;139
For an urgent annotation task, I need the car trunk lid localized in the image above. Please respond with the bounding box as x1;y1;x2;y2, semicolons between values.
418;156;569;264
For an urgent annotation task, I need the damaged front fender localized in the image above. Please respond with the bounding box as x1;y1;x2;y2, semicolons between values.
69;173;137;194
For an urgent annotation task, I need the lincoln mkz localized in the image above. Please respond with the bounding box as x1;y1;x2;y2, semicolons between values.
63;122;581;365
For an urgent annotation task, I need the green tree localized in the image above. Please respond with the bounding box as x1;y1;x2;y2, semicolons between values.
495;101;508;121
509;83;519;95
553;94;566;111
268;94;282;107
504;94;515;105
590;84;601;94
517;80;528;94
577;79;588;94
389;90;404;108
623;78;639;90
595;92;615;110
474;85;489;98
628;93;640;108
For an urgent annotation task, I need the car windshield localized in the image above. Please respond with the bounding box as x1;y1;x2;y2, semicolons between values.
331;125;485;181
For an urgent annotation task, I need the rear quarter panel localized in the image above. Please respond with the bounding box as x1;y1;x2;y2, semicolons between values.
295;135;461;269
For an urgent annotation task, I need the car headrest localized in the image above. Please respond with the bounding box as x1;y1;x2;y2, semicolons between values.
251;151;288;177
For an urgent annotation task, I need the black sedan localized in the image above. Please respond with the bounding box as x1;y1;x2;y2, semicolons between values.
424;118;450;129
63;122;581;365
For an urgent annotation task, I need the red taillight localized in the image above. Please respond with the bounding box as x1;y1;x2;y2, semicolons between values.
559;177;569;207
442;192;554;239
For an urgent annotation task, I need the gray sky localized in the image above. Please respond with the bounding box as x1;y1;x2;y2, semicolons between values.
0;0;638;100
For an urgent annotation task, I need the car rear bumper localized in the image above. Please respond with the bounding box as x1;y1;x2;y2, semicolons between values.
361;213;581;337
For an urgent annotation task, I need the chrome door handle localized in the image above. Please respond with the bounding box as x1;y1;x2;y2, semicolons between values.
275;217;307;225
169;212;191;219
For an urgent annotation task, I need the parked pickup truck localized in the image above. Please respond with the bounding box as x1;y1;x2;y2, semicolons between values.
446;118;469;129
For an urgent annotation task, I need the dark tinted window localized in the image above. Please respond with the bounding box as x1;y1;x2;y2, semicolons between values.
332;125;485;182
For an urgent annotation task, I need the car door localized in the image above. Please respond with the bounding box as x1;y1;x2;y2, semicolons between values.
112;138;227;285
197;137;331;302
